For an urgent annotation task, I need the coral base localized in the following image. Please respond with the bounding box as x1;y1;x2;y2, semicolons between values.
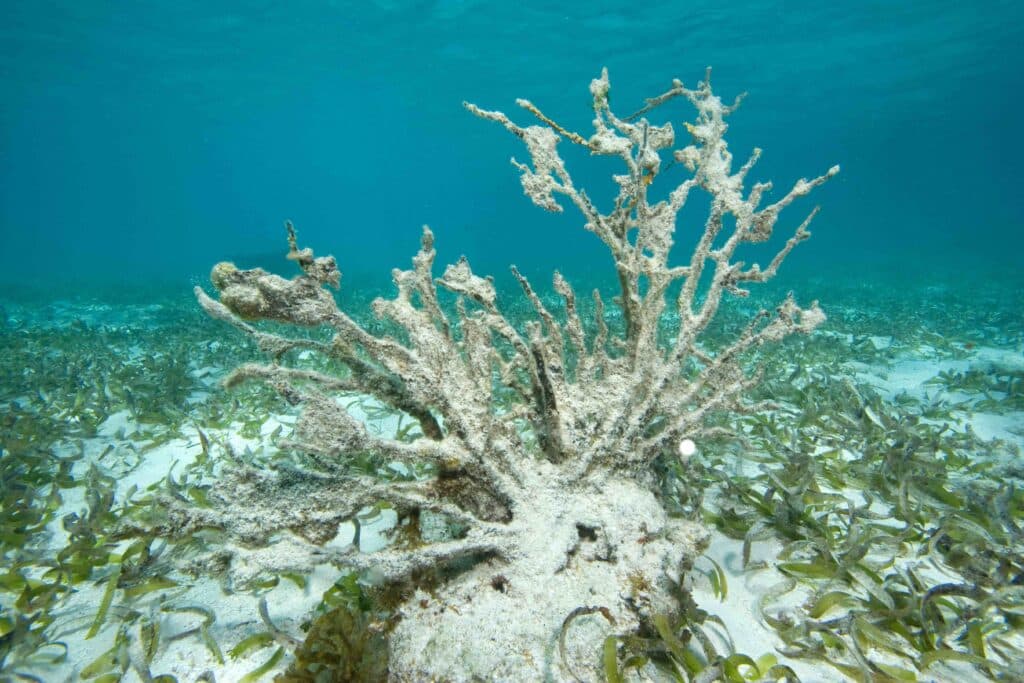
387;475;709;681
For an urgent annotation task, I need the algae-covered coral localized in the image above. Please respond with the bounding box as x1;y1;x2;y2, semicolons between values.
179;67;836;680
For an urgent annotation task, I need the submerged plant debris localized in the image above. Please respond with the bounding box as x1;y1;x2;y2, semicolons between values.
0;273;1022;682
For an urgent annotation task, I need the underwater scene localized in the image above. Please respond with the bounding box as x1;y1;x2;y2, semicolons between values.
1;2;1022;682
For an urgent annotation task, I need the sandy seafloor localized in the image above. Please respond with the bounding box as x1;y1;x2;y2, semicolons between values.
0;273;1022;683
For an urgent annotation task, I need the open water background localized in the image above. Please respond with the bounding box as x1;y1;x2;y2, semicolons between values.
1;1;1021;297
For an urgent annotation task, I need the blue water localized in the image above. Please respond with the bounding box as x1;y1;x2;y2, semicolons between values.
2;6;1024;680
1;1;1021;291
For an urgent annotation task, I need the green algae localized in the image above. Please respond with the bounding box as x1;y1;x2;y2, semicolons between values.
275;573;391;683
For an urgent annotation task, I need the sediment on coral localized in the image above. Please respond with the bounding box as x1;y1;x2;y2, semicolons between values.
178;67;838;680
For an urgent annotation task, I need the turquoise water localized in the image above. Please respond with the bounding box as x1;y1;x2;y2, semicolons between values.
2;3;1024;682
1;1;1021;289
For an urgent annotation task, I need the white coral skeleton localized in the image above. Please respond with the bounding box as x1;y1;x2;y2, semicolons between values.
186;67;838;681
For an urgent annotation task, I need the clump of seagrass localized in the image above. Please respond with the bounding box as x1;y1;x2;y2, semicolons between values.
188;68;837;680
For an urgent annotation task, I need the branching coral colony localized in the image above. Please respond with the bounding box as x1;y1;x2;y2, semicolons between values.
190;68;838;680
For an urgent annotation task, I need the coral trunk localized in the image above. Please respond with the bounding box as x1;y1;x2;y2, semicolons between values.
388;466;708;681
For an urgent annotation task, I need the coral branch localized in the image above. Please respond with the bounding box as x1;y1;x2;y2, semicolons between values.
191;70;837;679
